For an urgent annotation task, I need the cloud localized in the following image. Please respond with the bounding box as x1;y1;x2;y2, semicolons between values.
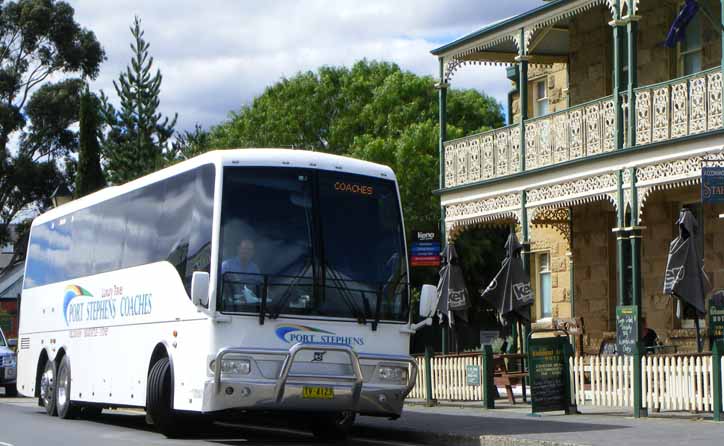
69;0;540;132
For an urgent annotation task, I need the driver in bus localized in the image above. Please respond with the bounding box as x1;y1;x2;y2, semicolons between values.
221;238;262;306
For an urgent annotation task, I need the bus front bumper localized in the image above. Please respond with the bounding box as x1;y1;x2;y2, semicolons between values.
201;343;417;417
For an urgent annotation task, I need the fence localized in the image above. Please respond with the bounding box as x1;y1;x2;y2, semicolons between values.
410;351;724;416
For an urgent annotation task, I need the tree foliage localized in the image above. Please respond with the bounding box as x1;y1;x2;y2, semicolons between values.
0;0;103;252
75;88;105;196
101;16;176;185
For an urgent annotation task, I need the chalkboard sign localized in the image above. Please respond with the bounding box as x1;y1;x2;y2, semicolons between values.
466;365;481;386
528;337;569;413
616;305;638;355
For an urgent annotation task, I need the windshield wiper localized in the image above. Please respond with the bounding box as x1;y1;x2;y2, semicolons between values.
325;263;367;325
269;258;313;320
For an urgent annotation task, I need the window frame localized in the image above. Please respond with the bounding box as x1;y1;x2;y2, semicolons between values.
533;250;553;321
532;78;549;118
676;0;704;77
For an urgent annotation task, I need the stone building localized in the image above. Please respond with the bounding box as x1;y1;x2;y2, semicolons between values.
432;0;724;353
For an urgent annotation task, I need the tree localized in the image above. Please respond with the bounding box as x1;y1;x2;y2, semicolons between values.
203;60;503;231
75;88;105;196
168;124;211;162
0;0;104;254
101;16;177;185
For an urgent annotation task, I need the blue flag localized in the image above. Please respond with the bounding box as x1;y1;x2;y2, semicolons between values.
665;0;700;48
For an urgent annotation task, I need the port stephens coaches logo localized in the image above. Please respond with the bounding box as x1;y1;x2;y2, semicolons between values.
63;284;153;326
274;324;365;346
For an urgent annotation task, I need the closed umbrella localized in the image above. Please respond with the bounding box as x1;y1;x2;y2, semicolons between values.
435;243;470;326
481;232;533;326
663;208;711;352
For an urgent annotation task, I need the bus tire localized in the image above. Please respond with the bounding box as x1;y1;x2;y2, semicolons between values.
147;356;182;437
311;411;355;441
56;356;79;419
40;359;57;416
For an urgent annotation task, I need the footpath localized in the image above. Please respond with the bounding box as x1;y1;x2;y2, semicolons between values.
354;400;724;446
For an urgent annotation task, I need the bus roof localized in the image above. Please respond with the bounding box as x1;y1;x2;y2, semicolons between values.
33;148;397;227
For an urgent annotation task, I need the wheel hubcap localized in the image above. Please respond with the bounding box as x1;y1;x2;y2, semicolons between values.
57;365;69;408
40;367;54;406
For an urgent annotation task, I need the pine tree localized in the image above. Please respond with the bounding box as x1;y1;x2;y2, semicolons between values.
76;87;106;196
101;16;177;184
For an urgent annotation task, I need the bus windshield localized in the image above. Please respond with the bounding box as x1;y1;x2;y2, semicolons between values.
218;167;408;322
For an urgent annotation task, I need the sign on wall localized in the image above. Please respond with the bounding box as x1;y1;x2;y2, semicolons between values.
702;166;724;203
466;364;481;386
409;230;441;268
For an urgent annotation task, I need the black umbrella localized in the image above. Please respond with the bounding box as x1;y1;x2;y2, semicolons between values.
435;243;470;326
481;232;533;327
663;208;712;352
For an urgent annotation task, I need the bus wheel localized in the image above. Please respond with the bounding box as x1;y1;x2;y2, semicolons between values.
56;356;79;419
147;357;182;437
311;411;355;441
40;360;57;416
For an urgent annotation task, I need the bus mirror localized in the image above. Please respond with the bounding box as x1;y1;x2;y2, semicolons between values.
419;284;437;318
8;338;17;349
191;271;210;307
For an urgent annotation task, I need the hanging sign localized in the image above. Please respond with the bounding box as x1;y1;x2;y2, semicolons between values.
466;364;481;386
702;166;724;203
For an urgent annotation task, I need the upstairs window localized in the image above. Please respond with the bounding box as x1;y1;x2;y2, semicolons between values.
533;79;549;117
535;252;552;319
677;1;705;76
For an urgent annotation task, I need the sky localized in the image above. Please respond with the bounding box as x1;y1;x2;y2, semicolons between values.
69;0;543;133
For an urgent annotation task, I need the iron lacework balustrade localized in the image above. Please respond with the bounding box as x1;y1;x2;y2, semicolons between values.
443;68;724;189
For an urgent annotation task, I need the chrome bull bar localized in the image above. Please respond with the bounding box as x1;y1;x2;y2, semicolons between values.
213;343;419;401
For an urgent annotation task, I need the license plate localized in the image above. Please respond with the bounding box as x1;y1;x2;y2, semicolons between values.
302;386;334;399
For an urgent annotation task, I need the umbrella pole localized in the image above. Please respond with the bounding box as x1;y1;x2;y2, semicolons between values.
695;317;703;353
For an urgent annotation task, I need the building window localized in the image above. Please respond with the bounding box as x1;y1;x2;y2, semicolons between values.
677;1;703;76
533;79;549;117
535;252;552;319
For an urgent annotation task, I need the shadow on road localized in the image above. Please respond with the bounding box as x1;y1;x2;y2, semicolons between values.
355;410;630;441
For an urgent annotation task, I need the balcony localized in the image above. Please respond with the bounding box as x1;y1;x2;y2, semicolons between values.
443;68;724;189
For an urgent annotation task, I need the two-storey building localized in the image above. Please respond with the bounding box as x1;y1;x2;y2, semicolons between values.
432;0;724;353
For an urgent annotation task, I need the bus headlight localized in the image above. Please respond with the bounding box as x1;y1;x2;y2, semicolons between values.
377;365;408;384
209;358;251;375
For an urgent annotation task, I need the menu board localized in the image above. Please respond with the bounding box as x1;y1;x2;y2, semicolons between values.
616;305;638;355
528;337;568;413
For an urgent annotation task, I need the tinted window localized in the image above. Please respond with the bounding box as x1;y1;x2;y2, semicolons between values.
24;164;215;290
217;167;408;322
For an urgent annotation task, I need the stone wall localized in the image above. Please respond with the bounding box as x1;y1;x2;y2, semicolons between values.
511;63;569;124
528;224;571;320
571;200;618;353
568;4;611;105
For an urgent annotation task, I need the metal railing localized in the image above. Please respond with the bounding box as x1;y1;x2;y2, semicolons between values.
442;67;724;189
632;67;723;147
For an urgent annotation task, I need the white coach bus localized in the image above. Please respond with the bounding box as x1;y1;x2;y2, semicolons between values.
16;149;420;438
